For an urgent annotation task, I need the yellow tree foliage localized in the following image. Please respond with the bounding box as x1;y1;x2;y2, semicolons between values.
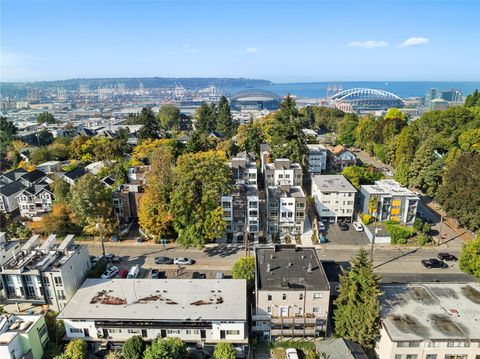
17;161;36;172
131;138;176;165
28;203;77;235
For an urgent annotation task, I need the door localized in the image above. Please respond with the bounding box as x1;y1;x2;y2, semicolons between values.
160;329;167;338
220;330;226;339
102;329;109;338
83;328;89;337
200;330;206;339
141;329;147;338
280;306;289;317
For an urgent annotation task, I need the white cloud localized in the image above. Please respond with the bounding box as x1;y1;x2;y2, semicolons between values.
245;47;259;53
348;40;388;48
398;37;429;48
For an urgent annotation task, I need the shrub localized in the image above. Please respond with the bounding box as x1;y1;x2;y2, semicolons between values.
361;213;373;225
87;258;107;278
422;222;431;234
413;218;425;231
417;234;432;246
385;222;416;245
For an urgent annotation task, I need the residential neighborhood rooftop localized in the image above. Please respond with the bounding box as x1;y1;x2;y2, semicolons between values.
58;278;247;321
255;245;329;291
312;175;356;192
380;283;480;342
362;179;418;197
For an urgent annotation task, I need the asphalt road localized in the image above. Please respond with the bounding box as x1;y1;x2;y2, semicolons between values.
86;241;474;283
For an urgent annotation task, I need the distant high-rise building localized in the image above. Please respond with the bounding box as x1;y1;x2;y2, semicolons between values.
425;88;462;105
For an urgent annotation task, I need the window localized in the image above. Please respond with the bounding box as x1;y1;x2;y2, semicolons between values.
447;341;470;348
287;212;293;218
281;212;287;218
312;307;320;313
282;293;287;300
267;306;272;314
425;355;437;359
223;210;231;217
108;328;122;334
54;277;63;286
69;328;83;334
394;356;418;359
249;201;258;208
222;201;231;208
444;356;468;359
296;212;304;218
127;329;141;334
37;324;48;338
314;293;323;299
397;342;420;348
267;294;272;301
167;329;181;335
226;330;240;336
299;293;304;300
427;341;440;348
296;202;305;208
56;290;65;300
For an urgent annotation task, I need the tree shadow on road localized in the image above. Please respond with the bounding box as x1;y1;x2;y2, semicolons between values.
203;245;242;257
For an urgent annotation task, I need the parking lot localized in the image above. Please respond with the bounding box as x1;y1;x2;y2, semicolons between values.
320;221;370;246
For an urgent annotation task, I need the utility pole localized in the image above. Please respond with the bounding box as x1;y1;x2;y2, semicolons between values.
438;215;443;247
370;218;377;261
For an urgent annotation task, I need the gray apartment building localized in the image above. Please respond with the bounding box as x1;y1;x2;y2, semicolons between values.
266;185;306;238
264;159;303;187
0;234;91;311
252;245;330;340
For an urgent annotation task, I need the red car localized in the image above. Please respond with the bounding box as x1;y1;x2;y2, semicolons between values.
118;269;128;278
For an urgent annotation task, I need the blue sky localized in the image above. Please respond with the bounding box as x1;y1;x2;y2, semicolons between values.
1;1;479;82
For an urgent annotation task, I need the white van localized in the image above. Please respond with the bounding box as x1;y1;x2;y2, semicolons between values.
127;265;140;279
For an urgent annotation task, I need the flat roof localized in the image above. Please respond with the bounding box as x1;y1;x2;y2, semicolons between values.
361;179;417;197
380;283;480;342
267;185;305;198
312;175;356;193
255;245;329;291
58;279;247;321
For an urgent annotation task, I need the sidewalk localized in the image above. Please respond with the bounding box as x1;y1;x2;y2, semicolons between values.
301;216;314;246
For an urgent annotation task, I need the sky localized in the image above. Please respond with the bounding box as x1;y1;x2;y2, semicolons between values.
1;0;480;83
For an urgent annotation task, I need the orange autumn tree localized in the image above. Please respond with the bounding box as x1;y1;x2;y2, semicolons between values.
29;203;79;235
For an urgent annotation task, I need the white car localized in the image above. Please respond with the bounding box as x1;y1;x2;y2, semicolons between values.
353;222;363;232
286;348;299;359
101;266;119;279
174;257;194;265
318;221;325;231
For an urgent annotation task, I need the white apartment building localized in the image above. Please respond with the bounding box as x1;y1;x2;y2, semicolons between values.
307;144;327;174
252;245;330;340
266;185;306;237
377;283;480;359
312;175;357;223
59;278;249;356
222;184;259;237
0;234;91;311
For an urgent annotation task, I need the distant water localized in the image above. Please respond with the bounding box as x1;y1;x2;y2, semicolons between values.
223;81;480;99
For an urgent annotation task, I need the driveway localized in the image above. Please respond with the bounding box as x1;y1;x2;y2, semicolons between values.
321;222;370;246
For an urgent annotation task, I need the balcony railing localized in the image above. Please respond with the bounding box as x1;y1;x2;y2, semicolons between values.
270;328;316;336
271;317;317;325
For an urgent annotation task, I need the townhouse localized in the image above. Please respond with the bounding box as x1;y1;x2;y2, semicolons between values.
358;179;419;224
252;245;330;340
16;183;53;218
311;175;356;223
266;185;306;238
0;234;91;311
58;278;249;356
307;144;327;174
264;159;303;187
112;183;144;225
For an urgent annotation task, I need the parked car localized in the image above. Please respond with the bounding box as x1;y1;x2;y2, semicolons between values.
421;258;448;269
338;222;349;231
111;235;121;242
155;256;174;264
318;221;325;231
352;222;363;232
328;217;335;224
151;269;160;279
127;264;140;279
438;253;458;261
286;348;299;359
101;266;119;279
118;269;128;278
104;253;120;263
192;271;206;279
215;272;224;279
174;257;194;265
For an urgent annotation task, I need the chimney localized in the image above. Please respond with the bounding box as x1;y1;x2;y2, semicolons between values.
267;263;271;272
288;262;293;267
307;263;312;273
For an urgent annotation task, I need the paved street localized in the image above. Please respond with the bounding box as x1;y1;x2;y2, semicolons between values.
85;239;474;283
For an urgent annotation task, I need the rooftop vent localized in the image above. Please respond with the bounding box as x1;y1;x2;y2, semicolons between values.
288;262;293;267
267;263;271;272
307;263;312;273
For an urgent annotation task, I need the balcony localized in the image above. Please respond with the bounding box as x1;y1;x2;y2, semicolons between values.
252;314;270;321
270;328;316;336
271;317;317;325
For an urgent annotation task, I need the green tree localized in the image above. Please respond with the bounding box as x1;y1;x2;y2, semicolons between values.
333;249;382;349
106;351;122;359
65;338;87;359
185;130;214;153
68;173;115;234
171;151;231;247
341;166;380;189
236;123;265;154
216;96;236;137
0;116;18;153
122;336;146;359
437;153;480;231
143;337;187;359
37;128;54;146
459;234;480;279
196;102;217;133
37;111;56;124
393;159;409;186
458;128;480;153
354;115;377;150
138;107;161;140
337;113;359;147
232;256;255;286
408;139;436;190
51;174;72;202
158;104;181;131
464;89;480;108
213;342;236;359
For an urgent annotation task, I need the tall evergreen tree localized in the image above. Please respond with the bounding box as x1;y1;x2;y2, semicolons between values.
196;102;217;133
216;96;236;137
137;107;161;140
333;248;382;349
